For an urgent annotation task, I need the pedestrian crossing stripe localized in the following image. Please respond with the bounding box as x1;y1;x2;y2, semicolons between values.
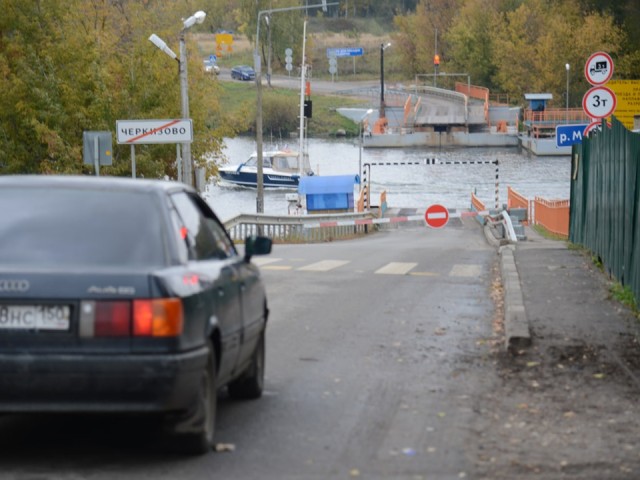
374;262;418;275
253;257;283;267
298;260;350;272
449;264;482;277
256;258;481;277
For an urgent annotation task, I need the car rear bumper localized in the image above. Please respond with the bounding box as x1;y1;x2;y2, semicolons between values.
0;347;208;413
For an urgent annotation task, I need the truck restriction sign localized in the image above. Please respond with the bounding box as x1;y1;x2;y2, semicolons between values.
425;204;449;229
584;51;614;86
582;86;617;119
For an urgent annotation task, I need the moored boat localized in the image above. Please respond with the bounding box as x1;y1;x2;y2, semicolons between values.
218;149;314;188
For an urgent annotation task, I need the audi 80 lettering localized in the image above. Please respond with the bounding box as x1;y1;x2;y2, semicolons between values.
0;176;272;454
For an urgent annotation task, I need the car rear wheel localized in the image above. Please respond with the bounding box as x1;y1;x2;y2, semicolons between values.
228;331;265;400
166;341;217;455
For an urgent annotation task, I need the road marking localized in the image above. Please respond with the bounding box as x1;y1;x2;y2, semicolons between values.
261;265;293;271
298;260;350;272
409;271;439;277
253;257;283;266
375;262;418;275
449;264;482;277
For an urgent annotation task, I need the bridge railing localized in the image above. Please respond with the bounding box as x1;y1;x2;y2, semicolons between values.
223;211;376;243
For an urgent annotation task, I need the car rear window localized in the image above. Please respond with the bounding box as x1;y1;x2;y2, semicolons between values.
0;187;168;268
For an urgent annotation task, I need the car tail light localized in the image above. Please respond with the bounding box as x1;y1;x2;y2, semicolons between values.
95;301;131;336
80;299;184;338
133;299;184;337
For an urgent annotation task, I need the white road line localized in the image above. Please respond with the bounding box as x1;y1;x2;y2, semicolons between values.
374;262;418;275
253;257;283;267
449;264;482;277
298;260;350;272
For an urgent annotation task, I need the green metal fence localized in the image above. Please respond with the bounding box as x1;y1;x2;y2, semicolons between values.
569;116;640;304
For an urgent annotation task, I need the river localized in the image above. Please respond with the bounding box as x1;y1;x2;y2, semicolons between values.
203;136;571;222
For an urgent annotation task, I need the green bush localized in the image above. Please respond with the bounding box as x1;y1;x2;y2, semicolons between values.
262;92;299;137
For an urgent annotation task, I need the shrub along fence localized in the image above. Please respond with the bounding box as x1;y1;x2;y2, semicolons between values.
569;117;640;304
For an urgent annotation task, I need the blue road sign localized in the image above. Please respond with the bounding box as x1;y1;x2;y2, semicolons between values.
556;124;589;147
326;47;364;58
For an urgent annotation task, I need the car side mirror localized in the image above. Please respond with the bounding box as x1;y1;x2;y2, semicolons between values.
245;235;272;262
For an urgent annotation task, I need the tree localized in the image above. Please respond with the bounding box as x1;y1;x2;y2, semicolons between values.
491;0;626;105
0;0;227;179
392;0;461;77
445;0;500;90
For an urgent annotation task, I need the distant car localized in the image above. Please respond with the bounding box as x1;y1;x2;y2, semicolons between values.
203;59;220;75
231;65;256;81
0;175;272;454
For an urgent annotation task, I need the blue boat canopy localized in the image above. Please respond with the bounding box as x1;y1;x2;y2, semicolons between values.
298;175;360;195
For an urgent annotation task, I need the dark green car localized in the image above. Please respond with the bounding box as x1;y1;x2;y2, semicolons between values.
0;176;272;454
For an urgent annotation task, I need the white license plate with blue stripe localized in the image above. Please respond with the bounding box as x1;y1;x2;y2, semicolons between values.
0;305;70;331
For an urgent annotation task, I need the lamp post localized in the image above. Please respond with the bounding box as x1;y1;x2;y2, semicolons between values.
565;63;570;115
379;42;391;119
149;10;206;188
254;2;336;213
359;109;373;182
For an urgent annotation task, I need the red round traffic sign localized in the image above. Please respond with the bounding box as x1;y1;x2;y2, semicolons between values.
582;86;617;119
584;51;614;86
425;204;449;229
583;119;611;138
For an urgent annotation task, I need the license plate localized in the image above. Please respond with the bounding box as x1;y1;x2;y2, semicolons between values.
0;305;70;331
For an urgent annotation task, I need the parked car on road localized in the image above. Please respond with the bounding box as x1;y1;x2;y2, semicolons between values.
0;175;272;454
231;65;256;81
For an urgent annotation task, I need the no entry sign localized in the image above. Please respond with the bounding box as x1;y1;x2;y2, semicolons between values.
425;204;449;229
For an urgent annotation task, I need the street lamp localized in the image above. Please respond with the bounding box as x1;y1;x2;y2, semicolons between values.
359;109;373;182
379;43;391;119
254;2;336;214
565;63;570;114
149;10;206;188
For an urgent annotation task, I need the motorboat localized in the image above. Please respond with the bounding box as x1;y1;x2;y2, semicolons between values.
218;149;314;188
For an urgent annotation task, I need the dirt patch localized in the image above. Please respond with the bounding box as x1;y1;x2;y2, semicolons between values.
465;253;640;479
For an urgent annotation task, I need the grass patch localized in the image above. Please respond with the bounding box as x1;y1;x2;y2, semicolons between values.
218;81;367;137
531;224;568;242
610;283;639;317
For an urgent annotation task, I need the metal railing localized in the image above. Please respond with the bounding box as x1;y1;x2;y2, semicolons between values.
224;211;376;243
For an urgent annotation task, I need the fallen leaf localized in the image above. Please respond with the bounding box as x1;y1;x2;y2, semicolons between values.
593;373;605;379
438;412;446;418
564;411;576;418
526;361;540;368
349;469;361;477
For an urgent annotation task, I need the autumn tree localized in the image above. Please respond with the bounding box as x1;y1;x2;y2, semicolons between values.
392;0;461;78
0;0;227;178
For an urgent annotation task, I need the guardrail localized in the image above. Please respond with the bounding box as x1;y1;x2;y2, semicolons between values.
223;211;376;243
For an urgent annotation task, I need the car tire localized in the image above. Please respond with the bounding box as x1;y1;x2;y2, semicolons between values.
228;331;265;400
165;341;217;455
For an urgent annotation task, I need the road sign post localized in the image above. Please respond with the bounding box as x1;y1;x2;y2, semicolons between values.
425;204;449;229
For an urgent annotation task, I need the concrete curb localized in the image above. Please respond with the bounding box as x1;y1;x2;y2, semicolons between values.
499;245;531;352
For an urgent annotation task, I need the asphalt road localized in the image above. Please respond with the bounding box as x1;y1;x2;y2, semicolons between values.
0;219;500;479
